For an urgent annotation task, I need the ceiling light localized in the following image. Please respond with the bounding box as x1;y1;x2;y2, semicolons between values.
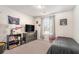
35;5;44;9
37;5;42;9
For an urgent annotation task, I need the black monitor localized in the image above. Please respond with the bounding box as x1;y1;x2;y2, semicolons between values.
25;24;35;32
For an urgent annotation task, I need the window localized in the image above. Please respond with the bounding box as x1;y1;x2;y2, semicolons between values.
42;16;55;37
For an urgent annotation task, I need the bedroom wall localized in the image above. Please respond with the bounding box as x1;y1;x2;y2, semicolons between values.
73;6;79;43
55;11;73;38
34;17;42;39
0;6;35;42
35;11;73;40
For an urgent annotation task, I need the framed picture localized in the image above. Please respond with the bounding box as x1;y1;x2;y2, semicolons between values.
60;18;67;25
8;16;20;25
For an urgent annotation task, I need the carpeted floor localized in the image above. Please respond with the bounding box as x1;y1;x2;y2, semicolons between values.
4;40;51;54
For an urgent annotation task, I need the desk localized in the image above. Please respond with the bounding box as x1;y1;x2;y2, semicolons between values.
7;34;21;50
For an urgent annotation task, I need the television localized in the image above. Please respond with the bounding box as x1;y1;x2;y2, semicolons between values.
25;24;35;32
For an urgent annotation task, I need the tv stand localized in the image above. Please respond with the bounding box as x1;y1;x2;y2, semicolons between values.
25;31;37;43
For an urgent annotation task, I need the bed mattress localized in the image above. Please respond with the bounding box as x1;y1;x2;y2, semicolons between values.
47;37;79;54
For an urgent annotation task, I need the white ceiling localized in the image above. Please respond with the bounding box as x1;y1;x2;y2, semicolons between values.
4;5;75;16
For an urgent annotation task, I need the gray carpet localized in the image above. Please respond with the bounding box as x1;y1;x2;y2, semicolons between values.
4;40;50;54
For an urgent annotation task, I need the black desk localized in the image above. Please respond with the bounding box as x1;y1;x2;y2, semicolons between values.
7;34;22;50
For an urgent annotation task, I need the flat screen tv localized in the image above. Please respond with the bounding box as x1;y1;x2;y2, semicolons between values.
25;24;35;32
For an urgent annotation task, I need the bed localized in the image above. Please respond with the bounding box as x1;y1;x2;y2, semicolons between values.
47;37;79;54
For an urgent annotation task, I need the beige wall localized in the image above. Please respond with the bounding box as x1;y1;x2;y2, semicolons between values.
35;17;42;39
54;11;73;38
35;11;73;40
0;6;74;41
0;6;34;42
73;6;79;43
